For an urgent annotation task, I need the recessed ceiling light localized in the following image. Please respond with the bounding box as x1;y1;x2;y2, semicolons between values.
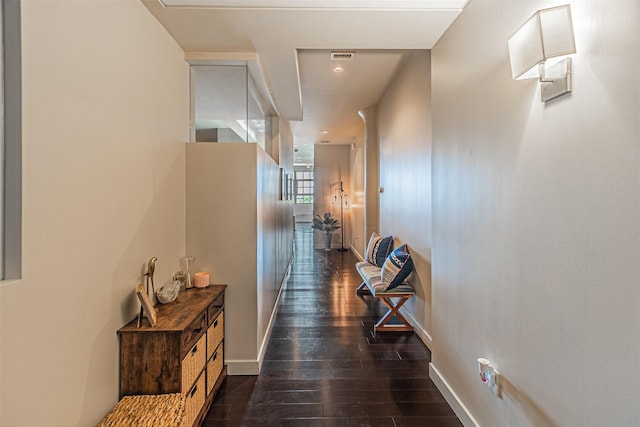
333;66;344;73
322;130;329;134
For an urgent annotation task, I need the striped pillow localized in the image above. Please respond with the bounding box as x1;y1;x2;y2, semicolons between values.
381;244;414;290
365;232;393;267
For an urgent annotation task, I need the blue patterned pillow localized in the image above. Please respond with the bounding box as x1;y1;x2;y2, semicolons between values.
381;244;414;290
365;232;393;267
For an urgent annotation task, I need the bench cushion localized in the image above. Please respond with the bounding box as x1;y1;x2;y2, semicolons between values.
356;261;415;296
355;261;384;292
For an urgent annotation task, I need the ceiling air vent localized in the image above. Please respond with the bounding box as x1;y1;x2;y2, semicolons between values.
330;51;355;61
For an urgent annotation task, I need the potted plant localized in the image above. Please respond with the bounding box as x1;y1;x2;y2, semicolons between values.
311;212;341;251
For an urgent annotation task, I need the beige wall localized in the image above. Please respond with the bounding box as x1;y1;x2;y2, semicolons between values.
186;144;259;367
360;106;380;252
349;132;366;257
431;1;640;426
277;119;294;172
274;119;294;290
256;147;293;364
0;1;189;426
313;145;352;249
186;143;293;375
377;50;433;345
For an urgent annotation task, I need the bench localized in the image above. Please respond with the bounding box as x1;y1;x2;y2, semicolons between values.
355;260;416;332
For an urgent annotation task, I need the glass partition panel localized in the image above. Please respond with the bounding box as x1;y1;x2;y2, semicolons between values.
192;65;248;143
191;63;271;155
246;72;266;149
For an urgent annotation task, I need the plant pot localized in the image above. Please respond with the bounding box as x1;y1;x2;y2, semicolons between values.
323;233;332;251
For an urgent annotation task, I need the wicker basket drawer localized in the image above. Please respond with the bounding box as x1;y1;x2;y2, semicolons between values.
98;393;185;427
207;345;224;395
207;311;224;359
184;374;205;427
181;334;206;393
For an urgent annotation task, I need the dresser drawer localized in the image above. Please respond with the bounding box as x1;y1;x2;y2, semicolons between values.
181;334;206;393
207;295;224;325
118;286;226;425
181;312;207;357
207;311;224;359
184;374;205;427
207;345;224;396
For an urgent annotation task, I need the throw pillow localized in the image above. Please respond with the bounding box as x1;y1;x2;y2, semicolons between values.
381;244;414;290
365;232;393;267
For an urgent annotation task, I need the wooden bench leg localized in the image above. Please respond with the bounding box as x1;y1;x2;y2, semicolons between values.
374;295;414;332
356;282;371;296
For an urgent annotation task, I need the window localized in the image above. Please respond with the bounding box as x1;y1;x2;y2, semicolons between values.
294;170;314;204
1;0;22;280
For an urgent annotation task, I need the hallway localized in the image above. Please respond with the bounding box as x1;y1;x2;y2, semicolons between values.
203;227;461;426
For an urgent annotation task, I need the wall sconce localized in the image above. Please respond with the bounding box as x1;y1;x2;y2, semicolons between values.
508;4;576;102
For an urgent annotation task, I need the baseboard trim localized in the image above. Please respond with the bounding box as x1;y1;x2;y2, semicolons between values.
350;245;364;262
226;359;260;375
226;255;293;376
429;363;480;427
255;253;293;373
399;306;433;349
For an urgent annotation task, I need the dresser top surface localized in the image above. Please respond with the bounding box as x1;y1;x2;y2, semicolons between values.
119;285;226;333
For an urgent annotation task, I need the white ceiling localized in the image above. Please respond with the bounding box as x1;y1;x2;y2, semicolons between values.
141;0;468;164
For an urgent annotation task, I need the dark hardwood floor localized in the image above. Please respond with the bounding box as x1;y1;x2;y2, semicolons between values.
203;226;462;427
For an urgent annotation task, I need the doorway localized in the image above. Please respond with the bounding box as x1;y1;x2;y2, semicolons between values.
293;167;314;224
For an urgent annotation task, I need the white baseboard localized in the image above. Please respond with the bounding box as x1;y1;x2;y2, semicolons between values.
226;359;260;375
350;245;364;262
399;306;433;349
429;363;480;427
256;255;292;372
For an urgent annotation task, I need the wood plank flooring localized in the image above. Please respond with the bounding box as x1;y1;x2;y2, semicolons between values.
202;226;462;427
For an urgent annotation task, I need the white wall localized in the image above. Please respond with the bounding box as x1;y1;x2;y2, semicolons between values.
378;50;433;344
0;1;189;426
431;1;640;426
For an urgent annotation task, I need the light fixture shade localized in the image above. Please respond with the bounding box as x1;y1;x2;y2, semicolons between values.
508;5;576;80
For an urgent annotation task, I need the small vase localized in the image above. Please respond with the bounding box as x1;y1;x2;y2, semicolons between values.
323;233;332;251
182;256;196;289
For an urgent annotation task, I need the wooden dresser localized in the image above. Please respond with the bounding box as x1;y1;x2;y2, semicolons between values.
118;285;226;427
